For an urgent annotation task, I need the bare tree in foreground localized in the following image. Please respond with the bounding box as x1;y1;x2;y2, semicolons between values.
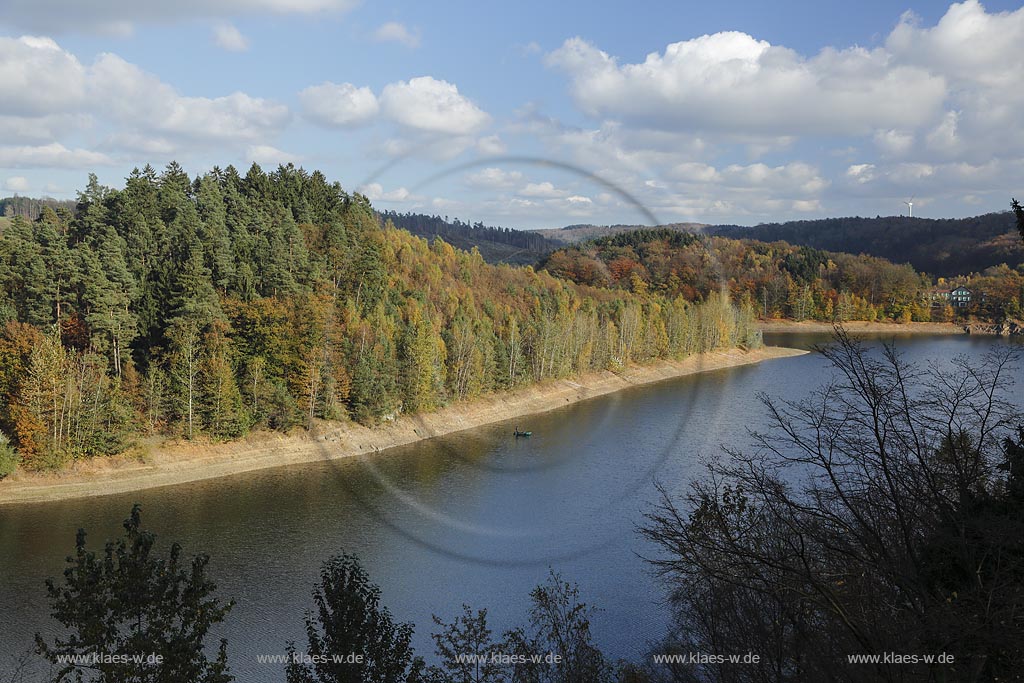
643;329;1024;682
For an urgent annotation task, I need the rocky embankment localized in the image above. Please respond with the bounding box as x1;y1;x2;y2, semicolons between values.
964;320;1024;336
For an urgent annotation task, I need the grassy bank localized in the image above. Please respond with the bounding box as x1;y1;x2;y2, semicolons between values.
0;347;806;505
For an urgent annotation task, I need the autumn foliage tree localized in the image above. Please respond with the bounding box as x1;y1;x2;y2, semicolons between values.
0;164;760;474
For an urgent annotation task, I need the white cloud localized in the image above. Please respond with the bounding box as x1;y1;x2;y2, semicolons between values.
735;162;826;194
465;167;523;189
547;33;946;136
874;129;915;156
0;0;360;33
476;134;506;155
0;113;92;144
0;36;87;116
846;163;877;184
0;36;290;164
213;23;249;52
372;22;420;48
666;161;828;195
792;199;821;212
380;76;490;135
888;162;936;185
0;143;114;168
4;176;29;192
886;1;1024;90
89;53;289;144
102;132;177;156
926;110;960;154
379;134;477;162
357;182;417;203
516;41;543;56
299;81;379;127
669;162;721;184
247;145;301;166
519;181;566;198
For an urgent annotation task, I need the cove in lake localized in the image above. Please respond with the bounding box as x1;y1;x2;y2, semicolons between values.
1;333;1020;681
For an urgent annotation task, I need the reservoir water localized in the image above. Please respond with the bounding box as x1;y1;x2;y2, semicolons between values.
1;333;1021;681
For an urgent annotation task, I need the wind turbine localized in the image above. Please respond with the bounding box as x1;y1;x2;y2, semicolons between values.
904;196;915;218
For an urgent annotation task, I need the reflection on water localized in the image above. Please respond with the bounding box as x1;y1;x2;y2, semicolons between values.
1;334;1019;681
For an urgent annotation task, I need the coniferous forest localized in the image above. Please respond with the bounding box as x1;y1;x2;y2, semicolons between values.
0;163;760;476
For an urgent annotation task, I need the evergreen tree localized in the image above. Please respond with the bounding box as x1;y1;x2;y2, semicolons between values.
285;554;423;683
195;174;236;292
35;504;233;683
78;225;137;376
1012;198;1024;244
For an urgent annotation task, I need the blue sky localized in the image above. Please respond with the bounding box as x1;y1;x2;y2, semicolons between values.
1;0;1023;228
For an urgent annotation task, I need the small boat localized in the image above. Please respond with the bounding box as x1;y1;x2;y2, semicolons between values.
513;427;532;438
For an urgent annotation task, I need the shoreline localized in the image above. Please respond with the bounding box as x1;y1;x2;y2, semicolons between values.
0;347;806;506
759;320;965;335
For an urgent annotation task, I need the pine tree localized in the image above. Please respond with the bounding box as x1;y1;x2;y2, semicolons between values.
79;226;138;376
285;554;423;683
36;505;233;683
196;174;236;292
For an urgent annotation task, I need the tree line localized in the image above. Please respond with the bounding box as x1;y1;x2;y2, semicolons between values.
0;196;76;221
542;228;1024;324
542;229;934;323
709;211;1024;278
380;211;561;266
0;164;759;476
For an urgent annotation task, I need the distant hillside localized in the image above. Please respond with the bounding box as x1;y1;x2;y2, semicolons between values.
1;196;75;221
707;213;1023;277
541;227;938;322
380;211;562;265
533;222;707;244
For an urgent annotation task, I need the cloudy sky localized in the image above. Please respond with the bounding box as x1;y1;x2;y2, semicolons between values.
1;0;1022;228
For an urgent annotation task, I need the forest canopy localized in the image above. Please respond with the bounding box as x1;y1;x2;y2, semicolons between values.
542;228;1024;323
0;163;758;474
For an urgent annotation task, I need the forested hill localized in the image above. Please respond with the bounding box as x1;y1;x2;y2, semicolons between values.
532;222;707;244
706;212;1023;277
0;163;758;476
380;211;561;265
1;195;76;220
542;228;1024;322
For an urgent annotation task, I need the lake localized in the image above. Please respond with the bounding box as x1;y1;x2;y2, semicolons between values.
1;332;1021;681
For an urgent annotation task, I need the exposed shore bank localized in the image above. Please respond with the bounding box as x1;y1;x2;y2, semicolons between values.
759;320;965;335
0;347;806;505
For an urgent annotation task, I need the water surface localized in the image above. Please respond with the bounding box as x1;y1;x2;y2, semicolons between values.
1;333;1019;681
